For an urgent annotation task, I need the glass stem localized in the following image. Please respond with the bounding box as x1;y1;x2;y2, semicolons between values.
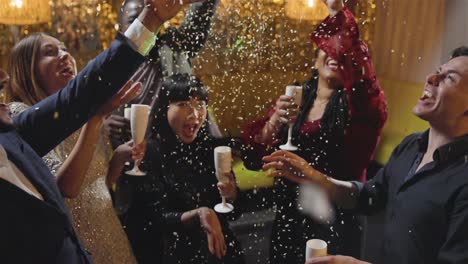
287;124;293;145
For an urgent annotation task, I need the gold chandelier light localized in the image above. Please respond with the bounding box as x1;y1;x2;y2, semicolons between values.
0;0;51;25
285;0;329;21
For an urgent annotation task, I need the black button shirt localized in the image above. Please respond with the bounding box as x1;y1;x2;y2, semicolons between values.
356;130;468;264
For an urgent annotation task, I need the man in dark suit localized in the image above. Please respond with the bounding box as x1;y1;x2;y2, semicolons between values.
264;46;468;264
0;0;202;262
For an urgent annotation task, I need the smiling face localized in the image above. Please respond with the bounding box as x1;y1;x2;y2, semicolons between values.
413;56;468;127
167;97;208;144
35;35;77;96
314;49;344;88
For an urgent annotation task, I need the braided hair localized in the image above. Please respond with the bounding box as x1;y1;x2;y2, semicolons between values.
293;48;349;137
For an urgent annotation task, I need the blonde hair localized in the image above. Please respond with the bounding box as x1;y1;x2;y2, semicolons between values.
6;32;49;106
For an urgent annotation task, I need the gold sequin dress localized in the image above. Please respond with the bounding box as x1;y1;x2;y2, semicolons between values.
10;102;137;264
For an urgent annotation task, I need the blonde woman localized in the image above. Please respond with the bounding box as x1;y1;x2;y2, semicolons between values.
6;32;144;263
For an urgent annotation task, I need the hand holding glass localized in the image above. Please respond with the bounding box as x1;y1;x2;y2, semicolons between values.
126;104;150;176
213;146;234;213
279;85;303;151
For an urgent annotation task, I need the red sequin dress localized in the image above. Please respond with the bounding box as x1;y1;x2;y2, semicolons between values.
242;8;387;262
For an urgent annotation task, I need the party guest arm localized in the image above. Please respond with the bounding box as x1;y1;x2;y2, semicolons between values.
311;2;387;182
14;33;145;157
14;0;202;157
55;81;141;198
261;134;420;211
160;0;219;56
312;4;387;125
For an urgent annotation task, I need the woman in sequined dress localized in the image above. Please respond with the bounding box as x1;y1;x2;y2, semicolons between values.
243;0;387;263
5;33;144;263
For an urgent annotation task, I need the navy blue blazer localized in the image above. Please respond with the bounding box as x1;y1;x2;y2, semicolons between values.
0;33;144;264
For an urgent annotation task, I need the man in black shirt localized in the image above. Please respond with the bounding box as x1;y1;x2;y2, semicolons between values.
263;46;468;264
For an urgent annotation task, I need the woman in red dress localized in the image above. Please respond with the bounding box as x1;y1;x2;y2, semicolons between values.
242;1;387;262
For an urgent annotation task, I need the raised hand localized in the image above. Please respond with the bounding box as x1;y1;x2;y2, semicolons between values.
96;80;141;119
139;0;205;31
269;95;300;128
322;0;344;16
198;207;226;259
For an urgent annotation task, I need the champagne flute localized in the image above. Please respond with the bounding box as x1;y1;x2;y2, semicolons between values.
213;146;234;213
279;85;303;151
126;104;150;176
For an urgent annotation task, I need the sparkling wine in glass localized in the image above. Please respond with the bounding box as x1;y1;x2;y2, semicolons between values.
279;85;303;151
125;104;150;176
213;146;234;213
